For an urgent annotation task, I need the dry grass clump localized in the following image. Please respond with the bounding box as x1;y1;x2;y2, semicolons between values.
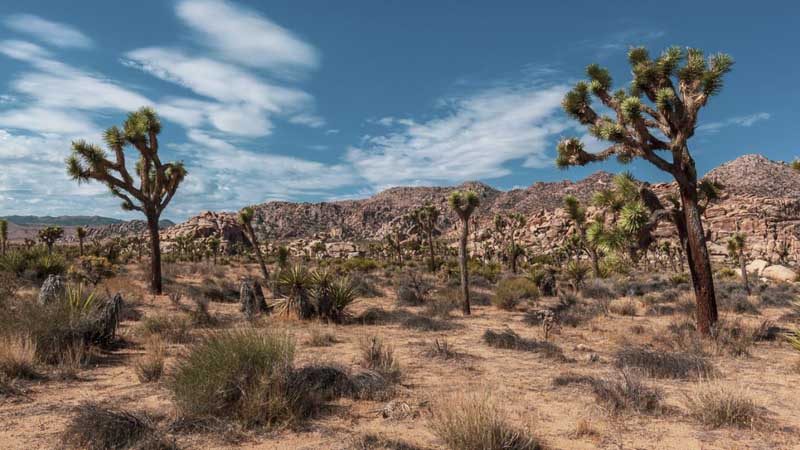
359;336;402;383
589;370;664;415
0;333;38;380
425;288;461;317
685;382;768;429
168;328;304;428
350;433;426;450
482;328;568;361
395;271;431;306
428;393;545;450
140;315;192;343
306;325;338;347
423;339;462;361
608;298;638;316
615;346;715;379
62;403;178;450
135;336;166;383
401;314;457;332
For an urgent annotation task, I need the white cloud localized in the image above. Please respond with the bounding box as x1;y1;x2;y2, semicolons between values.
697;112;771;133
0;107;97;135
175;0;318;74
346;83;569;188
4;14;93;49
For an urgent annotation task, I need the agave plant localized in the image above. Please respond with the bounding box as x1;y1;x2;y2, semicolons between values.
65;284;97;315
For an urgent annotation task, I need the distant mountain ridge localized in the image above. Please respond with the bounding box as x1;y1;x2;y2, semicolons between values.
1;215;125;227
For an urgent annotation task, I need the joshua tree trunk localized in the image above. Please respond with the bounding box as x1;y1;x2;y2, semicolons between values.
246;226;270;284
459;219;471;315
510;234;518;274
679;182;718;335
147;215;163;294
427;232;436;272
739;248;750;295
588;247;600;278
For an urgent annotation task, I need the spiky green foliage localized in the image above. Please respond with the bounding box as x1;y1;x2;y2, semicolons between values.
410;203;441;272
449;190;480;220
66;107;185;294
493;212;526;273
38;226;64;254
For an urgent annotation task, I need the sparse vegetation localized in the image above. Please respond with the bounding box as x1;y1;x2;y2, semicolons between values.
62;403;177;450
685;382;766;429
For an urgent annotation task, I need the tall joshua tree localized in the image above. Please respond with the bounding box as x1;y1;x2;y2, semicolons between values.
450;190;479;315
494;212;526;274
38;226;64;255
76;226;87;257
0;219;7;255
67;107;186;294
239;207;270;283
555;46;732;334
410;203;440;272
727;231;750;295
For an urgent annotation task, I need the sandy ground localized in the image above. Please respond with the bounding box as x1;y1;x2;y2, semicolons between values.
2;262;800;450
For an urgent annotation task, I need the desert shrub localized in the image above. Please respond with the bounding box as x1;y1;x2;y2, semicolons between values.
751;320;785;342
62;403;177;450
306;325;337;347
492;277;539;311
428;393;545;450
341;257;379;273
426;288;460;317
526;266;558;296
395;270;432;306
135;336;166;383
757;283;798;307
190;278;238;303
0;374;23;398
140;316;192;343
188;296;217;327
551;372;596;387
359;336;402;383
716;267;737;279
0;333;38;379
169;328;300;427
351;433;425;450
581;279;615;300
548;292;603;327
69;256;117;286
614;274;670;297
710;319;756;357
349;369;395;401
615;346;715;379
658;288;682;303
286;363;354;403
350;272;383;298
669;272;690;285
402;314;457;332
469;260;502;284
608;298;638;316
423;339;462;361
482;328;567;361
589;370;663;415
720;292;759;315
685;383;766;429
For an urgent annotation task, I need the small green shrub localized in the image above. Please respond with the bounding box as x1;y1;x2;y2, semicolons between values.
492;277;539;311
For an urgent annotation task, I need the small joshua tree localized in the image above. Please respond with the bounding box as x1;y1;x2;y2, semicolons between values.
449;190;480;315
563;195;601;277
493;212;526;274
38;226;64;255
67;107;185;294
555;46;732;334
207;238;221;265
238;207;270;283
0;219;7;255
410;203;441;272
75;226;87;257
727;231;750;295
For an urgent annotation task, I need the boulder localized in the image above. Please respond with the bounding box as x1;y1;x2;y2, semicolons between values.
37;274;65;305
746;259;769;276
761;265;797;282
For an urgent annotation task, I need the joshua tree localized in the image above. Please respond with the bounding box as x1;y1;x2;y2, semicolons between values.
563;195;602;277
384;221;406;263
76;226;87;257
207;238;221;265
38;226;64;255
449;190;480;315
555;46;733;334
67;107;186;294
410;203;440;272
238;207;270;283
727;231;750;295
0;219;7;255
493;212;526;273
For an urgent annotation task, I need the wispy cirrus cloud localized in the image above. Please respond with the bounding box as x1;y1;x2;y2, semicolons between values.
175;0;318;75
696;112;771;133
346;82;569;188
4;14;93;49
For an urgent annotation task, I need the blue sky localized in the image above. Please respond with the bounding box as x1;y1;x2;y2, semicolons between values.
0;0;797;221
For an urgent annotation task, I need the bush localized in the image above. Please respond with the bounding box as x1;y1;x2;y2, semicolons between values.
428;393;545;450
32;253;66;280
482;328;567;361
341;257;379;273
426;288;460;317
169;328;298;427
306;325;337;347
359;336;402;383
62;403;177;450
135;336;166;383
719;292;759;315
69;256;116;286
615;346;715;379
0;251;27;276
401;314;457;332
140;316;192;343
395;271;431;306
710;320;756;357
685;383;766;429
351;433;425;450
608;298;638;316
0;333;38;379
581;279;615;300
492;277;539;311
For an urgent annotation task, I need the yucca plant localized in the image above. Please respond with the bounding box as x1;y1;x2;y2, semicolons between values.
65;284;98;316
275;266;313;318
564;260;591;293
327;277;358;322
